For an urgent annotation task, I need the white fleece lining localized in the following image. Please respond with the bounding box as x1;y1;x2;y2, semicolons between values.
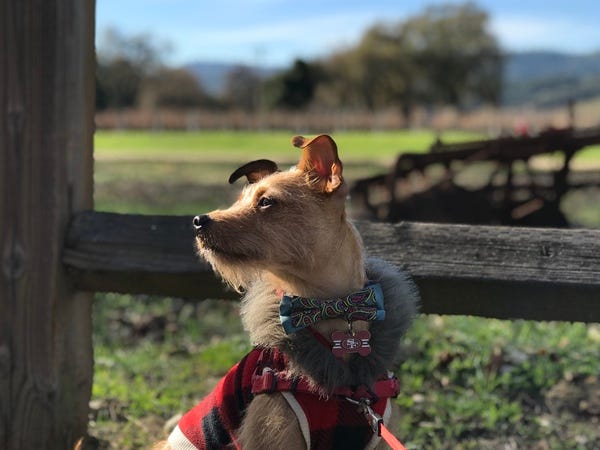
281;391;311;449
168;424;198;450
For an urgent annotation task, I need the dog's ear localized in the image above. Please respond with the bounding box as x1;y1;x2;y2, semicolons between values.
292;134;343;193
228;159;279;184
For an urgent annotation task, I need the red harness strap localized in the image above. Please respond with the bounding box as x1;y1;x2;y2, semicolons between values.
251;348;407;450
251;366;400;402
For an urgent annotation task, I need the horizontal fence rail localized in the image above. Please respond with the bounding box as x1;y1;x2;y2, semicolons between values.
63;211;600;323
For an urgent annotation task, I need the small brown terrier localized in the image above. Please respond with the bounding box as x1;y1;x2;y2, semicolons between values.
155;135;418;450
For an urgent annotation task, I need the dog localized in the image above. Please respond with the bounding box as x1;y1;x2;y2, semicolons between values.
154;134;419;450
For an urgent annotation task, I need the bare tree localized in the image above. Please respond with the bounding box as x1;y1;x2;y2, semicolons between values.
222;66;262;111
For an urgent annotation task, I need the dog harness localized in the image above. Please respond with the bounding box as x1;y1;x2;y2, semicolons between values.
170;264;420;450
168;346;399;450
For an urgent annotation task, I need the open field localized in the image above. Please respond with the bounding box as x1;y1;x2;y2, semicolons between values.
95;129;600;162
94;129;485;163
89;130;600;449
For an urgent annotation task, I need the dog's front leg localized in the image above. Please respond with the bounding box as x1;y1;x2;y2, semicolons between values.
238;393;306;450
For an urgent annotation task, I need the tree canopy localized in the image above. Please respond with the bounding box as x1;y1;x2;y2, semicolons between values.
262;60;322;110
316;2;502;119
95;2;503;117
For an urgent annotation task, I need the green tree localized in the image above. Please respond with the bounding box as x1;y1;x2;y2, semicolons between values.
96;58;142;109
95;27;170;109
263;59;322;110
317;2;503;121
401;2;503;107
318;24;419;119
137;68;209;109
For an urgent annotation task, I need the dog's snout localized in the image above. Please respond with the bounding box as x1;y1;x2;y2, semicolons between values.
193;214;211;234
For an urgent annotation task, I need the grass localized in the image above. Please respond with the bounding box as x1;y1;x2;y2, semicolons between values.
396;317;599;448
95;129;483;161
90;130;600;449
95;129;600;167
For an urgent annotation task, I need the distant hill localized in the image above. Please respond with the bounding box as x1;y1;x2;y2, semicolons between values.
184;51;600;107
503;51;600;106
505;51;600;82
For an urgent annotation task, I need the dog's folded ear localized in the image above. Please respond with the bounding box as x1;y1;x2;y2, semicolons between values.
292;134;343;193
229;159;279;184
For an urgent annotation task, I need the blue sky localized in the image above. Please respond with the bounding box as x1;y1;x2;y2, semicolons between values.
96;0;600;67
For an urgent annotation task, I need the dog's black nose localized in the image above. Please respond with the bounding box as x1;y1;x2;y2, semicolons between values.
193;215;211;234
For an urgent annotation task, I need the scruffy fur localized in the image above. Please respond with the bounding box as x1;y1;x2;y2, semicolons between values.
198;169;365;298
153;135;418;450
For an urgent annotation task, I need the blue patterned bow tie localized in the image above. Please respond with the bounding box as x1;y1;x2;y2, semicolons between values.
279;283;385;334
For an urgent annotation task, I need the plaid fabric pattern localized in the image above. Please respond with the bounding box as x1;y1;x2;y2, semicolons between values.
291;390;388;449
169;349;263;450
169;347;388;450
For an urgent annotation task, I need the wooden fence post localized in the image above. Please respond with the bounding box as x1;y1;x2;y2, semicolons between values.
0;1;95;448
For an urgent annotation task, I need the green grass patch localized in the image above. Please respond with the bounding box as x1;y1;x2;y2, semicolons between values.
395;316;600;448
92;294;250;423
94;129;482;162
573;145;600;162
94;130;600;163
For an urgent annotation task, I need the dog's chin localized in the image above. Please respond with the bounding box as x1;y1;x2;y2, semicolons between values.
197;235;266;262
197;244;260;291
197;241;250;264
196;238;228;262
195;235;216;252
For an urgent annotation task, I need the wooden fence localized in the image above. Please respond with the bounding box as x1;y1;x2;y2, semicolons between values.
64;212;600;323
1;1;95;449
1;1;600;449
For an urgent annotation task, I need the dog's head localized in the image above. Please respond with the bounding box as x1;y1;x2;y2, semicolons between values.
193;134;362;292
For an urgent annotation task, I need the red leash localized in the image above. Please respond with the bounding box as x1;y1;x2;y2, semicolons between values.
379;422;407;450
348;397;407;450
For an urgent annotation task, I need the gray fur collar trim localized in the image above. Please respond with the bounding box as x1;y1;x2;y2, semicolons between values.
240;258;420;393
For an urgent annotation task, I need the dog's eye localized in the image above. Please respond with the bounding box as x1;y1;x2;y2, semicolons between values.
257;197;275;209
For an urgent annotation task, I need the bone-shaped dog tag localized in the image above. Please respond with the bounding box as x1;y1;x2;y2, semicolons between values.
331;330;372;357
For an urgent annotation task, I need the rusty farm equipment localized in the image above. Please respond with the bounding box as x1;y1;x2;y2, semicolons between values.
351;126;600;227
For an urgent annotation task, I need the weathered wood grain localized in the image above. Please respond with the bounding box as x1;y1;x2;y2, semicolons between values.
357;221;599;285
357;221;600;322
0;1;95;448
64;212;600;322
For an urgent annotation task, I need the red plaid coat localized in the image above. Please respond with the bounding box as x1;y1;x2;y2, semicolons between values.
168;347;393;450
